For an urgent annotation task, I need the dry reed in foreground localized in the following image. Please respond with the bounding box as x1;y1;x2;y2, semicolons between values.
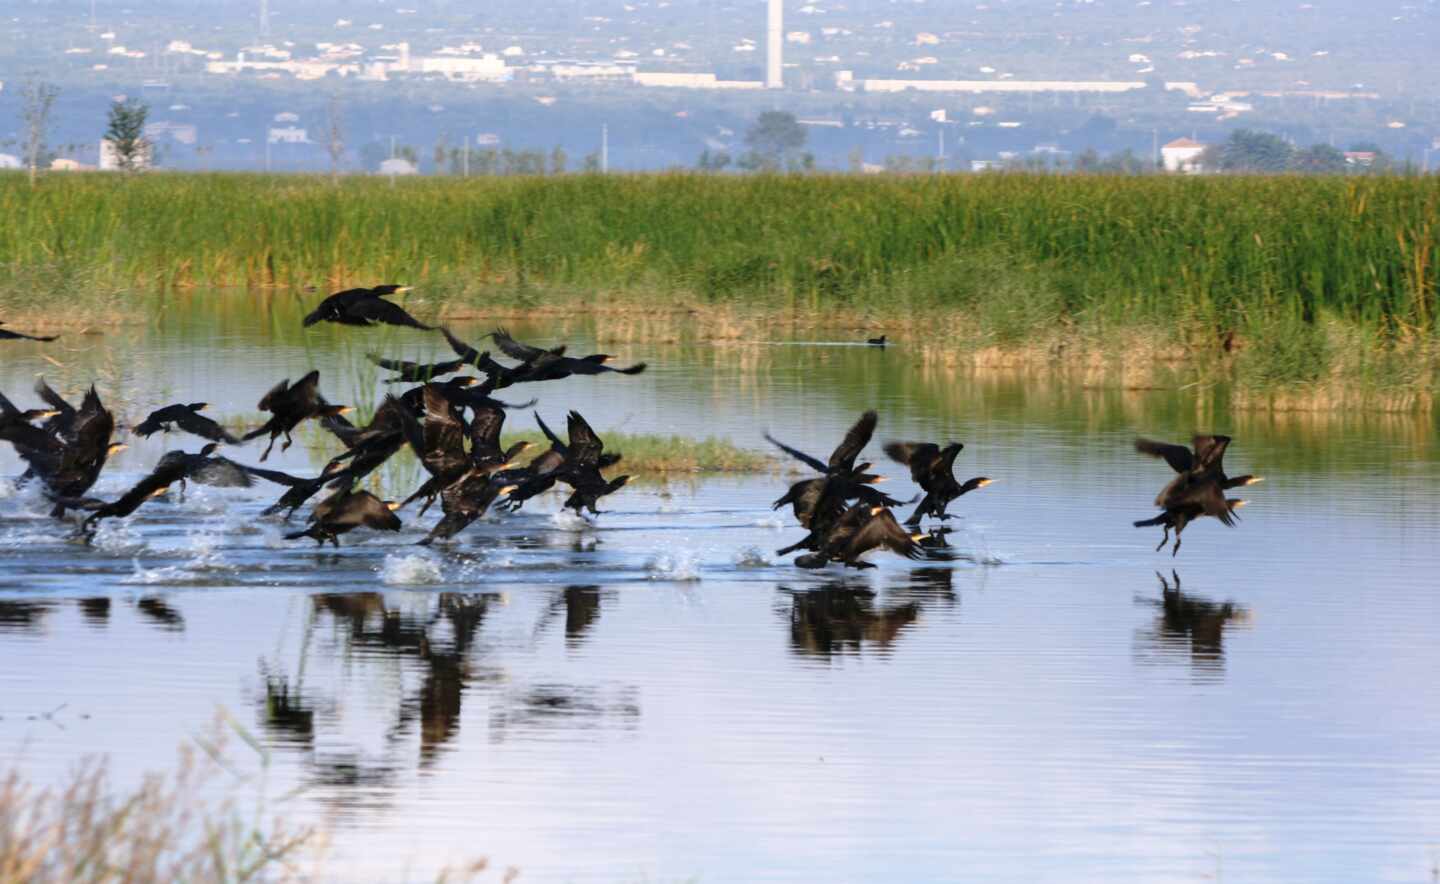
0;712;503;884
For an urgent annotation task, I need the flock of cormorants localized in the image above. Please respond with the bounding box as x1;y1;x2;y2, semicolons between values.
1;284;1262;564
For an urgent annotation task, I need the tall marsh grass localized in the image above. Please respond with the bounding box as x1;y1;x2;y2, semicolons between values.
3;171;1438;395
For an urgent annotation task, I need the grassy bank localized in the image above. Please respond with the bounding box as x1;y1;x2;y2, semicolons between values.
3;172;1438;403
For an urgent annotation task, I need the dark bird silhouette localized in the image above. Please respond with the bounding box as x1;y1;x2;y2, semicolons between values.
0;390;60;425
302;284;432;330
793;504;929;569
395;387;473;514
445;327;645;386
884;441;992;526
0;385;123;517
771;471;901;529
0;321;57;342
1133;435;1263;555
133;402;241;444
285;487;402;547
417;471;520;545
366;353;468;383
867;335;887;347
766;410;877;477
438;328;522;387
242;371;350;461
74;444;308;533
499;411;628;516
767;411;911;555
261;462;350;520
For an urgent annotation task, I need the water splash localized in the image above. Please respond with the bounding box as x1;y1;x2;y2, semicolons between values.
380;552;445;586
92;520;145;555
733;546;772;568
752;515;785;531
645;551;702;582
549;511;593;532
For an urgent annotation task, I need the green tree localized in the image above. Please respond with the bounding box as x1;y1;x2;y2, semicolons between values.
740;111;808;172
582;152;601;173
1202;129;1293;173
1289;144;1346;173
697;149;732;172
550;146;568;175
104;98;151;171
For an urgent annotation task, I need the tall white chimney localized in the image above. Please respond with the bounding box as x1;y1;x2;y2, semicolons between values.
766;0;782;88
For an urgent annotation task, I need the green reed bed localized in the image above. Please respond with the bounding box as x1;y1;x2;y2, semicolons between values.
3;171;1437;398
499;432;773;475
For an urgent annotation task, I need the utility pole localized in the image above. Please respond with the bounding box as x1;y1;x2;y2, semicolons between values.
1151;128;1159;170
462;136;469;177
601;123;608;173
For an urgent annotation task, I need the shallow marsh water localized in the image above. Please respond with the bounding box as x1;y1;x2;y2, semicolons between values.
3;295;1440;882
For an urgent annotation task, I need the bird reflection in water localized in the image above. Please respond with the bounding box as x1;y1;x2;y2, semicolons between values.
778;581;922;659
135;596;185;631
1136;570;1251;676
303;592;503;764
532;585;607;649
77;596;110;627
488;683;641;742
0;598;55;633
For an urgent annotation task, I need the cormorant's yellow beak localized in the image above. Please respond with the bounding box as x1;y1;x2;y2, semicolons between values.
149;486;170;499
1233;499;1249;508
910;533;928;542
1247;476;1265;485
459;377;479;386
500;484;519;495
869;505;885;515
396;285;413;293
978;478;995;487
338;406;354;414
39;410;61;418
869;476;887;484
385;501;402;511
108;443;128;454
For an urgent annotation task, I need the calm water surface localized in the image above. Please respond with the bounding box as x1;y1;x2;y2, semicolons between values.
3;298;1440;882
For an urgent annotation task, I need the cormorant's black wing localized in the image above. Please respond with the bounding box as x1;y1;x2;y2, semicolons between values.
345;298;433;331
829;410;878;472
764;433;829;474
1135;438;1194;474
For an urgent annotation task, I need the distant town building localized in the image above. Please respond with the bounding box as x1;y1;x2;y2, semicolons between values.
1162;137;1207;173
267;126;310;144
0;153;21;169
1344;151;1376;168
99;138;153;171
856;78;1147;95
51;158;94;171
632;72;762;90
